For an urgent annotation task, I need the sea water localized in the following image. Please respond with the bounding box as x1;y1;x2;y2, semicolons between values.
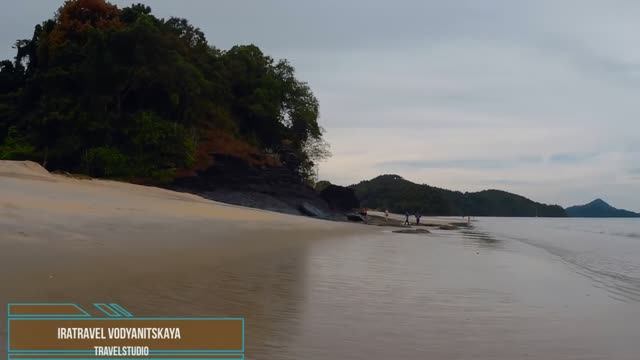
475;218;640;302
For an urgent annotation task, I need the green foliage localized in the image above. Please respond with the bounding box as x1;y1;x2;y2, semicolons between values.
81;146;128;177
0;0;327;183
314;180;332;192
125;111;196;175
352;175;567;217
0;127;36;160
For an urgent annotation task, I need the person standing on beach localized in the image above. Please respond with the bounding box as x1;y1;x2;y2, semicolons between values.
415;213;421;225
404;212;410;226
385;209;389;222
359;207;368;224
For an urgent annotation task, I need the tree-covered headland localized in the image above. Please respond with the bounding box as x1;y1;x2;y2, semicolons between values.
352;175;567;217
0;0;328;183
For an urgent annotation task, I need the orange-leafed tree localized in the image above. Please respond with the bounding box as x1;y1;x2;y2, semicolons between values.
49;0;122;47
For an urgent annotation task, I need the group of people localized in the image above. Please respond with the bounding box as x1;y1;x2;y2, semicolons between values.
381;209;422;226
403;212;421;226
358;209;423;226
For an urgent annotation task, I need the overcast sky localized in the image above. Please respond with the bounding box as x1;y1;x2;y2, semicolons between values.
2;1;640;210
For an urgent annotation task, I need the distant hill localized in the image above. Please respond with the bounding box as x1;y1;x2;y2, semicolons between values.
350;174;567;217
565;199;640;218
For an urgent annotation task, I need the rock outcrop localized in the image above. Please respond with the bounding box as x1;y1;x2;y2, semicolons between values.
172;154;333;218
320;184;360;212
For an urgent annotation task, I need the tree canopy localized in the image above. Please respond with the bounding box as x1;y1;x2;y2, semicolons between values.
0;0;328;183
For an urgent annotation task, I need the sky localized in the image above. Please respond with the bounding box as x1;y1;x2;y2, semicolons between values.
2;0;640;211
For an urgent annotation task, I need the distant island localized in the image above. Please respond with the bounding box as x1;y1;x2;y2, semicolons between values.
349;175;567;217
565;199;640;218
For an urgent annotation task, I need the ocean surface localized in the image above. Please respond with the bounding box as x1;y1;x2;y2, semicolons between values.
4;169;638;359
233;217;640;359
475;218;640;303
4;213;640;359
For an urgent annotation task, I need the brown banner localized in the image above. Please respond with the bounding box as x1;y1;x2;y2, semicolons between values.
9;319;243;351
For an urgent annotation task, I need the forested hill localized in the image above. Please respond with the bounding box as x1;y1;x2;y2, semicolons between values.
566;199;640;218
0;0;328;184
351;175;567;217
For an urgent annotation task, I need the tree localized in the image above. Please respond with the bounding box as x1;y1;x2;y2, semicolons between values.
0;0;328;184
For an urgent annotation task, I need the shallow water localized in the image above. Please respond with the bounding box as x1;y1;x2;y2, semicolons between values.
476;218;640;303
3;217;640;359
216;218;640;359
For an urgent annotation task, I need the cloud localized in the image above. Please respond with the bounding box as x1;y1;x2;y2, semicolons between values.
548;152;599;164
2;0;640;211
378;156;543;170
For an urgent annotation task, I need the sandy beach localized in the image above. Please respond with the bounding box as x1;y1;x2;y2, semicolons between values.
0;161;366;350
2;161;639;359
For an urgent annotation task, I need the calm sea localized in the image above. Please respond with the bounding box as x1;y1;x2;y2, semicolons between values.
234;217;640;359
475;217;640;302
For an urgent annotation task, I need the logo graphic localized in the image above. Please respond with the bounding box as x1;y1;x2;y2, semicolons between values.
7;303;244;360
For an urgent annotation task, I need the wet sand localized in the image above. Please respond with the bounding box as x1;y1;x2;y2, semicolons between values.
1;161;639;359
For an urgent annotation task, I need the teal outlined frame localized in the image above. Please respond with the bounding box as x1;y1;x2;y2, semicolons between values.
8;304;91;318
6;303;245;360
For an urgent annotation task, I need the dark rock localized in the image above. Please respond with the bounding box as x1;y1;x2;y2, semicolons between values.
172;154;332;217
393;228;431;234
438;224;458;230
299;202;327;218
320;184;360;212
346;213;365;222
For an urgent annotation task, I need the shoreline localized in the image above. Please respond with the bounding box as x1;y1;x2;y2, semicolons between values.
0;160;371;351
2;161;639;359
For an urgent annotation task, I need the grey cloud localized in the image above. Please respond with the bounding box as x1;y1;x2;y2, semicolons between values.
476;179;532;186
548;152;599;164
2;0;640;210
378;155;542;170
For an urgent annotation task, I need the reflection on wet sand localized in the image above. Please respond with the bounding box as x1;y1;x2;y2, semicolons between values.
460;229;503;249
3;214;640;359
4;164;640;359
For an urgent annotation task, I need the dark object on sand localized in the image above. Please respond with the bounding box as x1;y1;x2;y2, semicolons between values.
393;228;431;234
367;214;405;227
320;184;360;212
299;202;327;218
346;213;365;222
